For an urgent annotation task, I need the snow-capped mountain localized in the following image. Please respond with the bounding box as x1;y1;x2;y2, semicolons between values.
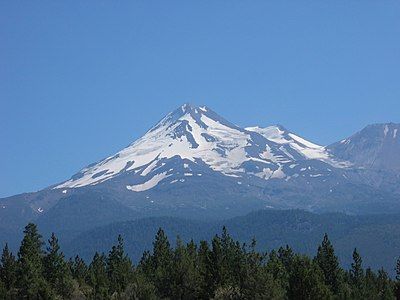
1;104;400;249
56;104;347;192
245;125;349;165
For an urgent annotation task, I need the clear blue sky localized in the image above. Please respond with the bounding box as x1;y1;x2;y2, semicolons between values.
1;1;399;197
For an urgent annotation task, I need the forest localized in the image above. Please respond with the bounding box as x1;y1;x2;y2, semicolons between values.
1;223;400;299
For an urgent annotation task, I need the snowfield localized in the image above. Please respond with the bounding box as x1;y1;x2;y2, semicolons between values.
56;104;350;191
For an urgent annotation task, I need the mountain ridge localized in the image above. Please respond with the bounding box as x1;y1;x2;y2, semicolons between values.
54;103;349;191
63;209;400;276
1;104;400;252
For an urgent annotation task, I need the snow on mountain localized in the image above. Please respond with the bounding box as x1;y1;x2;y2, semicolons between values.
245;125;349;166
328;123;400;171
3;105;400;243
56;104;250;189
56;104;348;191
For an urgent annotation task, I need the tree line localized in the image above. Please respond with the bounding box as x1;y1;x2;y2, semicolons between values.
1;223;400;299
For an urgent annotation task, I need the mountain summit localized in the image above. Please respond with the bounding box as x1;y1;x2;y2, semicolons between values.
56;104;344;191
328;123;400;171
1;104;400;248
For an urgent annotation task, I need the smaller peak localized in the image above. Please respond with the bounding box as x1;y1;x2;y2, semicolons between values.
365;122;400;129
360;123;400;136
246;124;288;133
264;124;288;132
274;124;288;131
149;103;210;132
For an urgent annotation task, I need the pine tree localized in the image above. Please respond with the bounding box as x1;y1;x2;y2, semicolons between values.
376;268;394;300
151;228;173;298
364;267;379;299
396;257;400;300
171;237;201;299
349;248;365;299
137;250;152;278
210;227;244;290
43;233;73;298
287;254;332;300
277;245;294;273
209;233;223;292
197;240;214;299
350;248;364;286
266;250;289;293
5;223;399;299
70;255;88;287
314;233;341;294
122;270;157;300
396;257;400;282
241;239;285;299
17;223;51;299
0;279;7;300
88;252;109;299
106;234;133;295
0;244;17;293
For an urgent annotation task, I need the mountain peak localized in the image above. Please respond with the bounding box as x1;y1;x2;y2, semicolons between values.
56;103;249;189
151;103;240;134
172;103;210;120
364;123;400;138
149;103;208;133
55;104;346;190
180;103;209;113
328;122;400;170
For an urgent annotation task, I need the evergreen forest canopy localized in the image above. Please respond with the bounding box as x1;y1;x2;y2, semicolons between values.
1;223;400;299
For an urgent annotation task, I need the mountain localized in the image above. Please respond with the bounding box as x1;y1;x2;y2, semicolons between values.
1;103;400;250
328;123;400;171
56;104;346;190
63;209;400;276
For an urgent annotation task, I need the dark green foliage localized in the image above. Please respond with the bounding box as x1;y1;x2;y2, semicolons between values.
121;271;157;300
1;222;400;299
397;257;400;281
87;252;109;299
376;268;394;299
364;267;379;299
396;257;400;300
0;281;6;300
106;234;133;295
277;245;294;271
70;255;88;287
43;233;73;298
197;240;214;298
314;233;341;294
17;223;52;299
287;255;332;300
348;248;366;299
170;237;201;298
240;239;285;299
65;210;400;276
148;228;174;298
266;249;289;292
0;244;17;293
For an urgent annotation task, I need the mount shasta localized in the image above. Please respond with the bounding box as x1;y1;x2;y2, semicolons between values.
1;104;400;246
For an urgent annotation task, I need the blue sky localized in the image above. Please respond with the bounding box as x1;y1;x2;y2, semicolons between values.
1;1;399;197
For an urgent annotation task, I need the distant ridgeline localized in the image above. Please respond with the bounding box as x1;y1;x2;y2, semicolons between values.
1;223;400;299
2;105;400;251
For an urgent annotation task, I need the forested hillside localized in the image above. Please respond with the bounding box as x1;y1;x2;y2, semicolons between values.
1;223;400;299
63;209;400;277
